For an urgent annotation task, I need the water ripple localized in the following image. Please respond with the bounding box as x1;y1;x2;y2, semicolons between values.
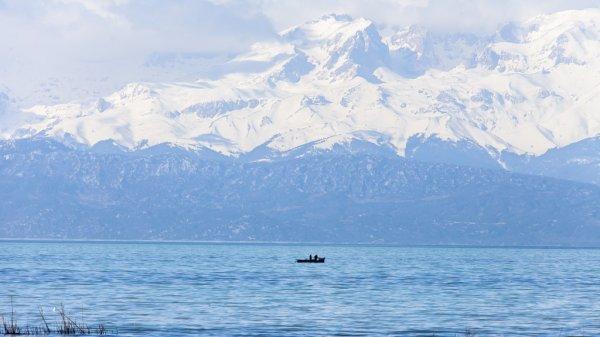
0;242;599;337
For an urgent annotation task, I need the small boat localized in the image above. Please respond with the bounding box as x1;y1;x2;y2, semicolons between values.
296;257;325;263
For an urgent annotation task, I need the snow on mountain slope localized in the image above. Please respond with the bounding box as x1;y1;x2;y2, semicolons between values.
386;25;486;76
483;10;600;72
3;10;600;157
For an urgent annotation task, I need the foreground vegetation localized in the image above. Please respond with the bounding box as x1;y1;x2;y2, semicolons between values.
1;298;109;335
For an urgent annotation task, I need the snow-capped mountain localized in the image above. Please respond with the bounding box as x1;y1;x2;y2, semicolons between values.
2;10;600;162
2;10;600;243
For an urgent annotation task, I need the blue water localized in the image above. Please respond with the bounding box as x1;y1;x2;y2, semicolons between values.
1;241;599;336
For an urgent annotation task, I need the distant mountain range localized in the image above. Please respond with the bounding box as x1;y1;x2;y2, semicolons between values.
0;10;599;243
0;138;598;245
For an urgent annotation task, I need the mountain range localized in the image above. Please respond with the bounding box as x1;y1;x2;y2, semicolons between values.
0;9;599;243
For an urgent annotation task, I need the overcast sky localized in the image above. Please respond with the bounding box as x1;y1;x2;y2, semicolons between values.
1;0;600;103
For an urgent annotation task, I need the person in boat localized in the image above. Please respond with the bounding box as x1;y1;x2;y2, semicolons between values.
309;254;313;261
314;254;319;261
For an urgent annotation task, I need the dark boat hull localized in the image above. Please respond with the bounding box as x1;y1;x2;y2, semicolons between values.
296;258;325;263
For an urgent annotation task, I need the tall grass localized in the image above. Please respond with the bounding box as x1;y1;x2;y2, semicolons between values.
1;297;109;335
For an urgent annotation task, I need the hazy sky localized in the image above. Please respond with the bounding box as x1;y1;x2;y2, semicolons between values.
1;0;600;103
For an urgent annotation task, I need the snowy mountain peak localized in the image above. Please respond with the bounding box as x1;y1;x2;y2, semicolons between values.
280;14;387;80
483;9;600;72
281;14;374;45
386;25;429;54
3;9;600;159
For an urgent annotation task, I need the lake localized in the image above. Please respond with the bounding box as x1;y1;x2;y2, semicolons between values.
1;241;599;336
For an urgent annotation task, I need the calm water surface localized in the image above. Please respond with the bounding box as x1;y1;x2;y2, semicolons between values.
1;241;599;336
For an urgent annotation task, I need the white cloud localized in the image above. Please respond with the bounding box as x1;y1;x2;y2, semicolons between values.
409;0;600;33
253;0;600;33
0;0;275;61
0;0;276;104
1;0;600;105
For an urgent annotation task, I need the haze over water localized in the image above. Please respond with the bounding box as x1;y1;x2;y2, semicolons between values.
1;241;599;336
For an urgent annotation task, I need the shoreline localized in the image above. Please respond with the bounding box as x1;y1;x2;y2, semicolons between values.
0;238;599;249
